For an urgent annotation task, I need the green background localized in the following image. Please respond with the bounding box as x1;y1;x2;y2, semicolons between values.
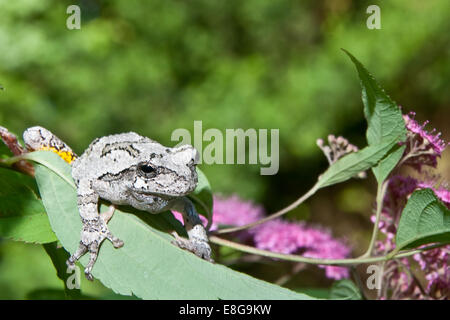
0;0;448;298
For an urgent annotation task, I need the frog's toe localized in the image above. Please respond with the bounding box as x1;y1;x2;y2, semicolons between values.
109;234;124;248
103;227;124;248
171;232;213;262
85;270;94;281
194;241;213;262
66;242;88;269
83;242;100;281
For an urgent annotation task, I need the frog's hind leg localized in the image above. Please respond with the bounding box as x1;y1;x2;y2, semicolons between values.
23;126;77;164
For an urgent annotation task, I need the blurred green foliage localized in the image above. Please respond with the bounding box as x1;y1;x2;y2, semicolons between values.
0;240;113;299
0;0;449;298
1;0;449;199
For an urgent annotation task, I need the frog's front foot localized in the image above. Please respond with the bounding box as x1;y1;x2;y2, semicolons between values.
66;206;123;281
171;228;214;263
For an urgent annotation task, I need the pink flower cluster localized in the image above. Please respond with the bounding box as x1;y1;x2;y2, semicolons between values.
172;194;264;237
173;194;351;280
208;194;265;231
373;176;450;299
382;175;450;213
250;220;351;280
374;174;450;299
372;109;450;299
401;112;448;171
413;247;449;299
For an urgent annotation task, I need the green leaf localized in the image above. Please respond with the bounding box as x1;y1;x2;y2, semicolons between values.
316;51;408;188
343;50;406;147
396;189;450;250
317;141;393;189
343;50;406;183
329;280;362;300
188;167;213;229
0;167;57;243
32;151;313;299
21;151;75;187
371;144;406;183
297;287;330;299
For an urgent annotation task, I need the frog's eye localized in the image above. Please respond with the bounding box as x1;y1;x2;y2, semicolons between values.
138;163;156;177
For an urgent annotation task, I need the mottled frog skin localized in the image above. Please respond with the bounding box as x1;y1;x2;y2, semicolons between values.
23;126;212;281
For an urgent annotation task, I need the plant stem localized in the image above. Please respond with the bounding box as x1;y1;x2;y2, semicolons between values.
213;183;319;235
0;160;11;169
0;154;25;166
0;154;35;176
360;180;388;258
209;236;443;266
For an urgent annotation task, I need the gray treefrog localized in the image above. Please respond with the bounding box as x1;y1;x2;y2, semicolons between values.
23;126;213;280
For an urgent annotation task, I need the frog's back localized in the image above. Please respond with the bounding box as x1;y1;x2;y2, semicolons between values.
72;132;153;181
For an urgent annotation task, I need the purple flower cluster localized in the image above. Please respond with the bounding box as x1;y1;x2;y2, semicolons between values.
373;176;450;299
413;247;449;299
172;194;264;233
401;112;448;171
372;111;449;299
173;194;351;280
250;219;351;280
208;194;265;231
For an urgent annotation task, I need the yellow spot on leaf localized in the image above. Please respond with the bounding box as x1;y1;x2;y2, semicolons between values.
40;146;76;164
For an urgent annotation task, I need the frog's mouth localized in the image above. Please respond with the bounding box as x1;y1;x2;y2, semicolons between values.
130;188;191;199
